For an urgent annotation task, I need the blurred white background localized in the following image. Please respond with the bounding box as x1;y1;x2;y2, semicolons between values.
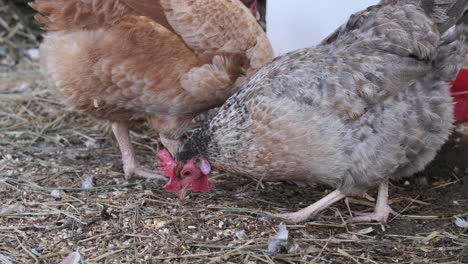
266;0;379;55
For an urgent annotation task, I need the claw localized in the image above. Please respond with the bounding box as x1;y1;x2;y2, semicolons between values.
346;181;397;224
346;204;396;224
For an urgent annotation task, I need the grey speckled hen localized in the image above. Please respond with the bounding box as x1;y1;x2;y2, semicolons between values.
173;0;468;223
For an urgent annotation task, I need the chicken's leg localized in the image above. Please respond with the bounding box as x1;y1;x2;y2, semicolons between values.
346;181;397;224
276;190;346;223
160;136;180;157
111;122;166;180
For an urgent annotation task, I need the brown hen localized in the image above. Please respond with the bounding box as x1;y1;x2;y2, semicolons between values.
29;0;273;180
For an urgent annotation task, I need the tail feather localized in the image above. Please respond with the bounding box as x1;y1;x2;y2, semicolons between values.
380;0;468;34
423;0;468;33
28;0;131;31
434;24;466;81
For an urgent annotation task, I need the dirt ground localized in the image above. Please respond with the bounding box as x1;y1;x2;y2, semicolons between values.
0;55;467;264
1;2;468;264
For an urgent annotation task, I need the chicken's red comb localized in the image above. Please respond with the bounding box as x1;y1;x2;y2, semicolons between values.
156;149;179;192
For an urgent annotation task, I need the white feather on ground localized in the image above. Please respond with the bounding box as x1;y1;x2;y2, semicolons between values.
81;173;94;189
57;252;81;264
267;223;289;255
0;253;13;264
454;217;468;228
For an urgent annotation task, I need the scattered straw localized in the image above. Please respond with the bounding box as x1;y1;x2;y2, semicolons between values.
0;1;467;263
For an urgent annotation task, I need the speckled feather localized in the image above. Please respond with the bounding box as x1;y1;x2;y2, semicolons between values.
31;0;273;140
176;0;467;195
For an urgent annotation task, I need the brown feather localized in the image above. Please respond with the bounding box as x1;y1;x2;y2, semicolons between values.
123;0;174;32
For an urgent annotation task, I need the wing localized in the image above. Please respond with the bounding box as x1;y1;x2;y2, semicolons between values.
319;6;375;46
29;0;132;31
230;3;456;122
124;0;273;71
123;0;173;32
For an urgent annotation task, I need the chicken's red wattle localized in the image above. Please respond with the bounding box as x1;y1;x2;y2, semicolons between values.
188;174;211;192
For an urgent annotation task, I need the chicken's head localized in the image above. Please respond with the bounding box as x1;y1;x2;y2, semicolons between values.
156;149;211;197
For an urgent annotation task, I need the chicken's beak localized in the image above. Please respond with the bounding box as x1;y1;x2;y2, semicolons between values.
176;185;189;200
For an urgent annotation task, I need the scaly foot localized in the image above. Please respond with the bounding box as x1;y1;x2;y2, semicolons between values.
111;122;166;181
347;181;397;224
